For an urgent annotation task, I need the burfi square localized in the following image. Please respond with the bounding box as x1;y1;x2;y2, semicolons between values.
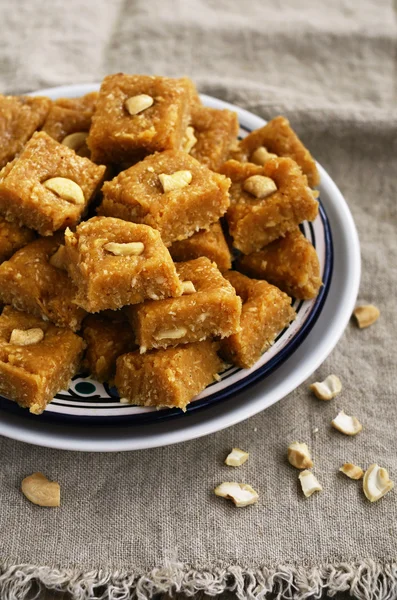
0;94;51;169
64;216;182;312
0;217;35;264
87;74;192;164
127;257;242;352
169;221;232;272
0;235;85;331
100;150;231;246
0;132;106;236
115;340;223;410
42;106;92;155
82;312;137;382
233;116;320;188
0;306;85;414
219;158;318;254
189;105;239;171
237;228;322;299
54;92;98;114
42;93;98;157
220;271;296;368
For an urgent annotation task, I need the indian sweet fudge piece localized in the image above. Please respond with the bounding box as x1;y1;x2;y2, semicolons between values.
0;216;35;264
219;157;318;254
64;216;182;312
127;257;242;352
220;271;296;369
42;92;98;157
100;150;231;246
54;92;98;114
87;74;193;164
82;313;137;382
188;105;239;171
0;235;85;331
169;222;232;272
0;132;106;236
231;116;320;188
184;78;202;108
0;94;51;169
0;306;85;414
115;340;223;410
237;228;322;300
42;107;92;155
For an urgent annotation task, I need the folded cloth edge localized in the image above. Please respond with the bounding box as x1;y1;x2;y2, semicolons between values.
1;560;397;600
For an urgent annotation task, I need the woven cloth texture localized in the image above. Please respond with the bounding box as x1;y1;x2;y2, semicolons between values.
0;0;396;598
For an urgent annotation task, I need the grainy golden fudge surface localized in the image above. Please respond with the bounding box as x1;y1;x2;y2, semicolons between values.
169;221;232;272
54;92;98;115
0;132;106;236
237;228;322;299
220;271;296;368
64;216;182;312
82;313;136;382
115;340;223;410
100;150;231;246
233;116;320;188
189;105;239;171
0;306;85;414
0;216;35;264
0;235;85;331
42;105;92;147
87;74;192;164
127;257;242;352
0;94;51;169
42;93;98;159
219;158;318;254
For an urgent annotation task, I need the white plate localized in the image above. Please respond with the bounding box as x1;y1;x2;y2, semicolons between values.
0;84;360;450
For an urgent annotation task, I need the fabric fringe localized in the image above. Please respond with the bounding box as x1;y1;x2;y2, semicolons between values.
0;560;397;600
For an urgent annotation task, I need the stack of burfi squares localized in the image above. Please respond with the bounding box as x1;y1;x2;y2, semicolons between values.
0;72;322;415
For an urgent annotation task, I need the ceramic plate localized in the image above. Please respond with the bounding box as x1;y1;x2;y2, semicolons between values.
0;85;332;425
0;85;360;449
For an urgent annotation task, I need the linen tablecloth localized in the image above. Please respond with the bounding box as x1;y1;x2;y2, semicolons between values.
0;1;396;598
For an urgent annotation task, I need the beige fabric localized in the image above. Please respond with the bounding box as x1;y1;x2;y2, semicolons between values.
0;0;396;598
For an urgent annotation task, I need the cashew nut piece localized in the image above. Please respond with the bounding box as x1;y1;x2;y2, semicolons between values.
125;94;154;115
10;328;44;346
299;470;322;498
353;304;380;328
104;242;144;256
43;177;85;205
339;463;364;480
288;442;313;469
159;170;192;193
331;411;362;436
243;175;277;199
21;472;60;507
310;374;342;400
183;126;197;153
363;464;394;502
225;448;249;467
214;482;258;507
251;146;278;165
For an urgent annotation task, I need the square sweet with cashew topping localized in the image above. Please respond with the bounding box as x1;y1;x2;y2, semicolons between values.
0;132;106;236
99;150;231;246
64;216;183;312
0;306;85;414
219;157;318;254
126;257;242;353
0;234;85;331
87;73;193;165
